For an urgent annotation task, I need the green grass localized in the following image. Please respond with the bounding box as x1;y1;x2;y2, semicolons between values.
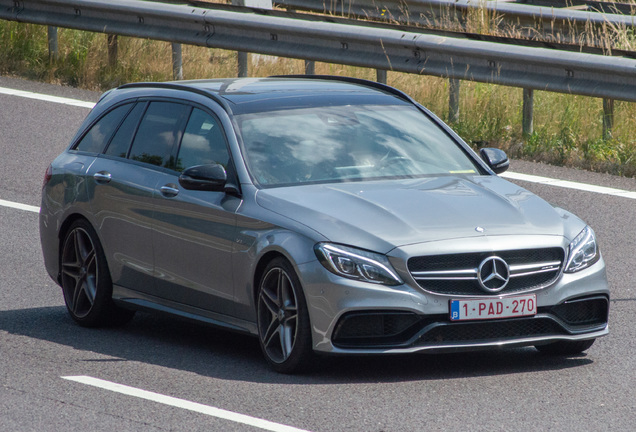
1;20;635;177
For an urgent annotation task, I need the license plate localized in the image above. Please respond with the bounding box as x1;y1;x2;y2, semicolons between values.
450;294;537;321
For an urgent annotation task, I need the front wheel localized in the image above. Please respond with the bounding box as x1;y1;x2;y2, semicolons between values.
256;258;315;373
535;339;595;356
60;219;135;327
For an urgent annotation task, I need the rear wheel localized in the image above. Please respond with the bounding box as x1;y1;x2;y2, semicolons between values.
535;339;595;356
256;258;315;373
60;219;135;327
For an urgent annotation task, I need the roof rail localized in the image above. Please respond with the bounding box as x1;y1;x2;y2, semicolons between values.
117;81;233;112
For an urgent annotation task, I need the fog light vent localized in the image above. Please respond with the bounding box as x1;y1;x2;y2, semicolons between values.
551;296;609;327
332;311;420;347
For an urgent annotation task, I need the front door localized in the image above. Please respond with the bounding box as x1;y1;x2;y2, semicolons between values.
150;107;240;316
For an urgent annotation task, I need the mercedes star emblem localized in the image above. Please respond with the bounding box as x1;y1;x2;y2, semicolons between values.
477;256;510;293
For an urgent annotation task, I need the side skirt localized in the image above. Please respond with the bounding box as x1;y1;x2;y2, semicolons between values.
113;285;258;336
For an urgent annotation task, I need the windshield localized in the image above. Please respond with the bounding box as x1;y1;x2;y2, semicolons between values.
237;104;481;187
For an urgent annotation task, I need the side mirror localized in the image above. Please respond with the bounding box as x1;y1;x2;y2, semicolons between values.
179;164;227;192
480;148;509;174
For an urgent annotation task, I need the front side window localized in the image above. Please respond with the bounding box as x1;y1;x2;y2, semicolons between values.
237;104;481;187
74;104;131;153
176;108;229;172
128;102;191;168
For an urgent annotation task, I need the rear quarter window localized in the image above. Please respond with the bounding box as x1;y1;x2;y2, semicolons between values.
104;102;146;158
74;104;132;153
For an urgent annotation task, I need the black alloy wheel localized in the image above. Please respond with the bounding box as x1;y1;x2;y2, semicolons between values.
257;258;315;373
60;219;134;327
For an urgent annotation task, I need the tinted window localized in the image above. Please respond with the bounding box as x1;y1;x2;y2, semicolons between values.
104;102;146;158
176;108;229;172
128;102;190;168
75;104;131;153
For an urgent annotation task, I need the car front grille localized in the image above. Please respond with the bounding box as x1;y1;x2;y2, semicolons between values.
407;248;565;296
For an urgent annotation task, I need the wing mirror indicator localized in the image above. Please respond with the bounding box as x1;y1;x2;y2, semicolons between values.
479;148;509;174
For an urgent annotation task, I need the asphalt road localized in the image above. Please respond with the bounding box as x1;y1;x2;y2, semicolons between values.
1;76;635;432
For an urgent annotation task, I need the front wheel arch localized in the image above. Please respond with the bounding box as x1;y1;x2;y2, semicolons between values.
252;251;289;306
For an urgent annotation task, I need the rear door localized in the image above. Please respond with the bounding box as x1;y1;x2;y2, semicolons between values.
86;100;190;293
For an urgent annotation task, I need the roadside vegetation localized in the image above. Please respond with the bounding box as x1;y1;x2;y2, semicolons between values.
1;2;635;176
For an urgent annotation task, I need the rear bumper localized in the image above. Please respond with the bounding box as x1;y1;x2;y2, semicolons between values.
39;203;61;285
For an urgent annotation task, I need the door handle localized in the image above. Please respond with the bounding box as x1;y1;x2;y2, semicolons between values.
160;184;179;198
93;171;112;183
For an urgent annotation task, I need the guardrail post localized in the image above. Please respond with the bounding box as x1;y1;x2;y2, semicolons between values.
47;26;58;62
107;34;118;68
376;70;387;84
603;99;614;140
237;52;249;77
448;78;460;123
234;0;275;77
284;3;314;74
172;43;183;80
233;0;247;77
305;60;315;75
522;88;534;137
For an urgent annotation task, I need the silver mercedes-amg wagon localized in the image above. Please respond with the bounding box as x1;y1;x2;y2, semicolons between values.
40;76;609;373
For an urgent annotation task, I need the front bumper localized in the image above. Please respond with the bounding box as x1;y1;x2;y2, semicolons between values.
298;252;609;355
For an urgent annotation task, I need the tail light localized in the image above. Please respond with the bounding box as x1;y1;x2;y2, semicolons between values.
43;164;53;188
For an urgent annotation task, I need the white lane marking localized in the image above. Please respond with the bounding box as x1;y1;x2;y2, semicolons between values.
501;171;636;200
62;376;311;432
2;170;636;215
0;86;96;108
0;198;40;213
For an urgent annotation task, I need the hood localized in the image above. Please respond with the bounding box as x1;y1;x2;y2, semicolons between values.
255;175;570;253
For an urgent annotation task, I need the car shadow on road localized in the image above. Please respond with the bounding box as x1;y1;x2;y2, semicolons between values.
0;305;594;385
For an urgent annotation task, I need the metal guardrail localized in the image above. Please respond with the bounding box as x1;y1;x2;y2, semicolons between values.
1;0;636;104
275;0;636;40
540;0;635;15
175;0;636;58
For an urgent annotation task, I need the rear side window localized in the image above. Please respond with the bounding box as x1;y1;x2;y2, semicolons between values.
176;108;229;171
74;104;131;153
128;102;191;168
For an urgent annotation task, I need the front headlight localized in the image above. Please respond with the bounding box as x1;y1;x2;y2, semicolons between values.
565;226;600;273
314;243;403;286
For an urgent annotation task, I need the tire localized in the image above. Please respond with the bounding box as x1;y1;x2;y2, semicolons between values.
60;219;135;327
256;257;315;374
535;339;595;356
